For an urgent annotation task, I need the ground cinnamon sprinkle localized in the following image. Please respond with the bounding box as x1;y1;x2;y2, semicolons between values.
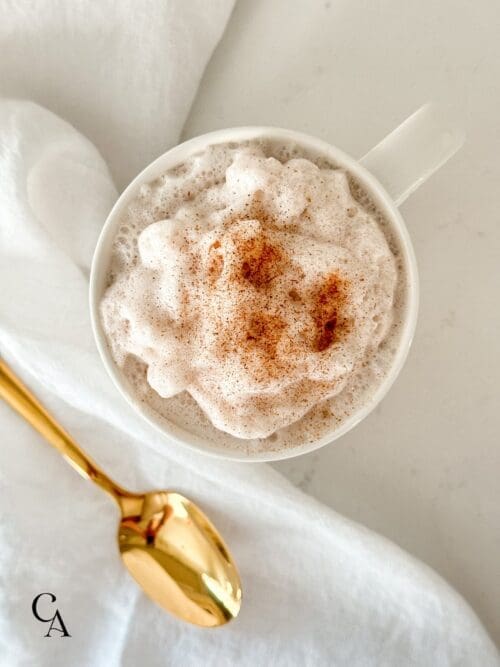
311;273;350;352
244;311;286;358
208;240;223;284
237;235;285;287
210;226;351;365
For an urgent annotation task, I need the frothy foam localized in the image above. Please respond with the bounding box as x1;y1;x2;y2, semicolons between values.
100;140;407;451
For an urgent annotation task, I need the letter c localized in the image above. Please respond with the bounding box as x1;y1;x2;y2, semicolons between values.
32;593;57;622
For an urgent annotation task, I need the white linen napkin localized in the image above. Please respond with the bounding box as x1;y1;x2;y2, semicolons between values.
0;3;498;666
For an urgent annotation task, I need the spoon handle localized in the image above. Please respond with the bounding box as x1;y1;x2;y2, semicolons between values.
0;358;124;502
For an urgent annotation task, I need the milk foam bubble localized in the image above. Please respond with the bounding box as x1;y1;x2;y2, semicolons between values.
100;141;406;449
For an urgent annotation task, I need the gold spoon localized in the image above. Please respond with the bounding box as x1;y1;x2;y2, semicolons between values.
0;359;242;627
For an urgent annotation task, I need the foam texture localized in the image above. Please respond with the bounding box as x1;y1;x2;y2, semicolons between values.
100;141;407;451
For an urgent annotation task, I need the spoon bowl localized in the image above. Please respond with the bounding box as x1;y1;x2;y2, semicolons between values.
118;490;241;626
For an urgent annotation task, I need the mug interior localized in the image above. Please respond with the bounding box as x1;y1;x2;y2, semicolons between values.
90;127;418;462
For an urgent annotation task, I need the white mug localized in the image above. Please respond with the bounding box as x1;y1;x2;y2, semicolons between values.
90;103;464;462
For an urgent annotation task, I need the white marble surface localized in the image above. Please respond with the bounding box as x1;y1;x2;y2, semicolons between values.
184;0;500;644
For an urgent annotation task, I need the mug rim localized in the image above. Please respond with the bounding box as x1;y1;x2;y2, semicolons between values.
89;126;419;462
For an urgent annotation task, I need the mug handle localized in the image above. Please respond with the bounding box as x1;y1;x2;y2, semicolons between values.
360;103;465;207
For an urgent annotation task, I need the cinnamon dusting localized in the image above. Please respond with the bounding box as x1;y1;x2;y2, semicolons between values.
311;273;350;352
237;235;285;287
208;240;223;283
244;311;286;358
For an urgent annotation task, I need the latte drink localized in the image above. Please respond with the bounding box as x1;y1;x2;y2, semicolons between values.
100;140;408;454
